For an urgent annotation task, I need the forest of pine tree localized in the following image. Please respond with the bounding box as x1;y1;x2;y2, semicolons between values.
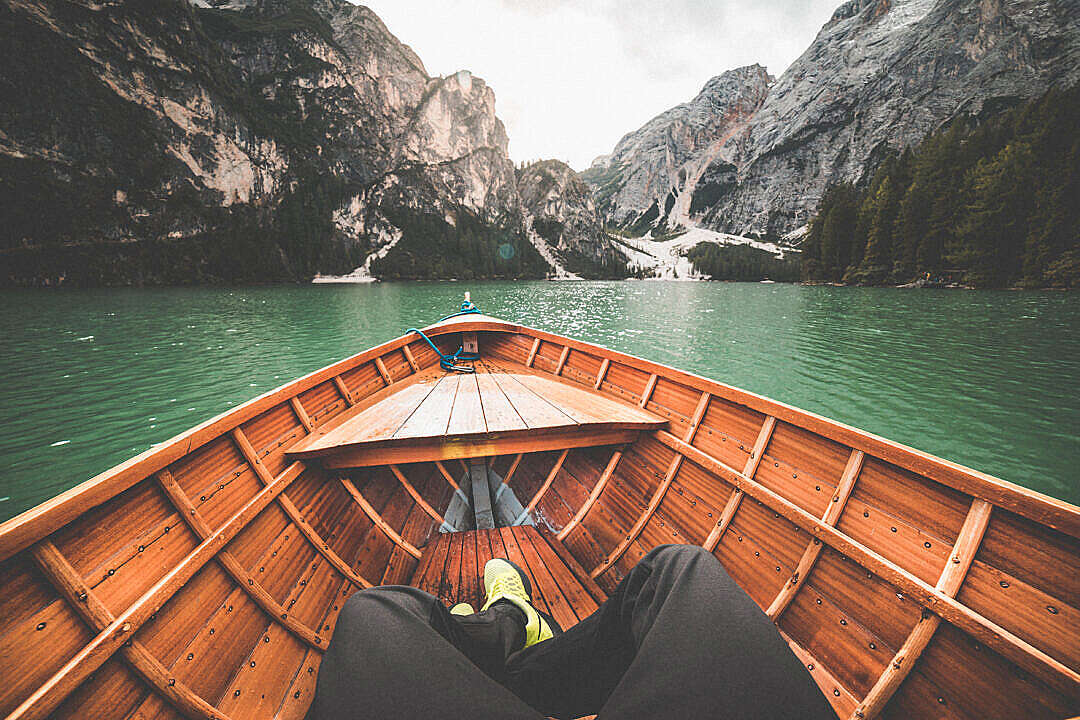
801;86;1080;288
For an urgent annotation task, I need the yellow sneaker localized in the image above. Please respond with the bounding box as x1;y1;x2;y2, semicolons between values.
481;558;553;647
450;602;475;616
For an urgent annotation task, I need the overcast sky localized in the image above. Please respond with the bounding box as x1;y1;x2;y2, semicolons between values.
359;0;841;170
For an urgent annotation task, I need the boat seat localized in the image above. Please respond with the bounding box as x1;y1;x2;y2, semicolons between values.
411;526;607;631
288;359;666;469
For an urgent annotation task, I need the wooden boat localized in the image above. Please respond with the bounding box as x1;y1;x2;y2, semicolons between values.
0;309;1077;720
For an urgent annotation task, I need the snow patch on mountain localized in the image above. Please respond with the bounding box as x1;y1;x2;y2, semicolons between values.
620;223;782;281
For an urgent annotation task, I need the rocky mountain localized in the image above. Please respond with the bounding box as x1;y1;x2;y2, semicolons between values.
0;0;619;285
584;0;1080;240
517;160;627;279
580;65;772;236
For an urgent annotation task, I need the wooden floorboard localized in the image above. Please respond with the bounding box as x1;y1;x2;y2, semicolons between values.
410;527;607;627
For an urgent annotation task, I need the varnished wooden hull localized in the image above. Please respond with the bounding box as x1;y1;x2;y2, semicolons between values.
0;315;1076;720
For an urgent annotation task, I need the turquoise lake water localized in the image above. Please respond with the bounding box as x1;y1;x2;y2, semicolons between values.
0;281;1076;522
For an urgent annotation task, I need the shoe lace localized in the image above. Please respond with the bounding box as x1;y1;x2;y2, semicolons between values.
488;573;527;602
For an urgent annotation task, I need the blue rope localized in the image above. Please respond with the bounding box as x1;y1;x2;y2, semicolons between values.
407;299;482;373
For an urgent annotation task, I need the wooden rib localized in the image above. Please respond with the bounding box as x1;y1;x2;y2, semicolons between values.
402;344;422;373
435;460;460;491
389;465;446;525
685;391;711;439
703;415;776;552
374;357;393;385
851;499;993;720
525;338;541;367
30;540;232;720
502;453;524;486
594;357;610;390
332;375;354;406
656;429;1080;700
156;469;325;649
591;452;677;579
591;392;710;578
232;429;372;589
290;397;314;433
558;449;622;541
340;477;421;559
553;346;570;376
639;373;658;408
7;461;304;720
767;449;864;620
521;449;569;518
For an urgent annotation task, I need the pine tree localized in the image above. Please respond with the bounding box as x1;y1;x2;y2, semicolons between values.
952;141;1036;287
803;85;1080;287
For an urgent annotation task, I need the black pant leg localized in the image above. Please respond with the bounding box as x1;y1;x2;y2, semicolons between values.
504;545;835;720
305;586;543;720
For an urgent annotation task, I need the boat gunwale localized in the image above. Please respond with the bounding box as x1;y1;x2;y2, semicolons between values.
457;318;1080;537
1;315;1077;567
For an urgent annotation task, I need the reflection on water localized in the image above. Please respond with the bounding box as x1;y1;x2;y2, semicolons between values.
0;282;1076;521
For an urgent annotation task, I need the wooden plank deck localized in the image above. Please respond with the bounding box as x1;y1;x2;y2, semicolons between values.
288;360;665;468
411;527;606;630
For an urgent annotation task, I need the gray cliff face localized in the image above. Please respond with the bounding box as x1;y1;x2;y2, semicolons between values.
0;0;616;284
580;65;771;235
517;160;628;278
584;0;1080;240
707;0;1080;237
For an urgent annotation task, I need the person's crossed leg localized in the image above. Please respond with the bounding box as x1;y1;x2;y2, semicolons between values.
305;544;834;719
